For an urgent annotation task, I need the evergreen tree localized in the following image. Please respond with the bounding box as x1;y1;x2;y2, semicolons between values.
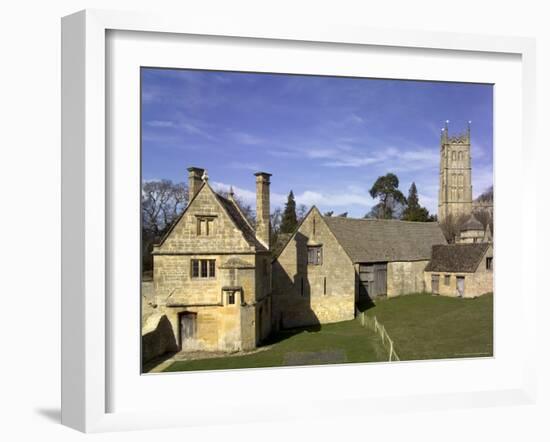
280;190;298;233
401;182;431;222
368;173;406;219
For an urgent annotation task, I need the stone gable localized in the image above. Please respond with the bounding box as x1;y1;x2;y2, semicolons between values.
155;183;256;255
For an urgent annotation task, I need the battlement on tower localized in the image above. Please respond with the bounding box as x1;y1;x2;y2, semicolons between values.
440;120;471;145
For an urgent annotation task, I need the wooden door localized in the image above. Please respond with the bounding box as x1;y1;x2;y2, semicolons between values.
359;263;387;297
431;275;440;294
456;276;465;297
359;264;374;298
179;312;197;347
375;265;387;296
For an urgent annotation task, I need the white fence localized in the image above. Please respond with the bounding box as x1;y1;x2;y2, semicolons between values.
359;311;400;362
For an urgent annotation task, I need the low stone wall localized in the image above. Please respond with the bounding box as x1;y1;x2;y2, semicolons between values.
141;314;178;364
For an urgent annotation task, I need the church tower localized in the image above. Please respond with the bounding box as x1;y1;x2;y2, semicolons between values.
438;121;473;221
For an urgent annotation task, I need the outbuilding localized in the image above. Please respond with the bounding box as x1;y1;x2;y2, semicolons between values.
424;243;493;298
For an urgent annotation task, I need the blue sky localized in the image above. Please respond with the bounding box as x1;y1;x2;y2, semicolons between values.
141;68;493;218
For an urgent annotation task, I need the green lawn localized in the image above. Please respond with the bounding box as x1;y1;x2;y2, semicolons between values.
364;293;493;361
163;319;387;372
162;292;493;372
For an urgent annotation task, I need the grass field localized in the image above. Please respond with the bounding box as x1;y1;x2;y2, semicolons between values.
365;293;493;361
161;292;493;372
163;319;387;372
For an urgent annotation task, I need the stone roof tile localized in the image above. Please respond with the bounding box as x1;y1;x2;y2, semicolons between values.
323;217;447;263
425;243;490;273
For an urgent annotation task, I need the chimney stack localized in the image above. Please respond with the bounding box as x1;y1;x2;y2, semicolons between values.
254;172;272;249
187;167;205;201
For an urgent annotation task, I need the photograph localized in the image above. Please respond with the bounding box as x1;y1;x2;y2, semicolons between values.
140;68;494;373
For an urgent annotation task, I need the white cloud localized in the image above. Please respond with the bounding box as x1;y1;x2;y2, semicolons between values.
228;162;262;171
349;114;364;124
230;131;264;146
211;181;287;208
147;120;176;128
180;122;216;140
295;190;373;208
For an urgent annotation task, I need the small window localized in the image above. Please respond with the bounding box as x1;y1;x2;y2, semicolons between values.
486;257;493;271
323;277;327;295
228;292;235;305
209;260;216;278
452;151;457;161
197;217;214;236
307;246;323;265
444;275;451;285
191;259;216;278
191;260;199;278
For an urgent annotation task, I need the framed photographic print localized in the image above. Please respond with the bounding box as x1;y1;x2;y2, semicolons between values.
61;9;537;433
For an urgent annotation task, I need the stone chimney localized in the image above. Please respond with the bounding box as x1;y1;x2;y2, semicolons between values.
187;167;205;201
254;172;272;249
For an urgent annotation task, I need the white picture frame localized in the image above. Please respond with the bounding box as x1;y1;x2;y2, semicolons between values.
61;9;537;433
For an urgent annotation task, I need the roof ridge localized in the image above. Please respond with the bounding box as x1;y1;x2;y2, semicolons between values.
324;216;439;225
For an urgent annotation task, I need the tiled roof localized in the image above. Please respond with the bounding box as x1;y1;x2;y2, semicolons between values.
425;243;490;273
460;214;484;232
323;217;447;263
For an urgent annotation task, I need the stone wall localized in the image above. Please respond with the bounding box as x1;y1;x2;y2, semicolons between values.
457;229;485;244
272;208;356;329
387;260;429;297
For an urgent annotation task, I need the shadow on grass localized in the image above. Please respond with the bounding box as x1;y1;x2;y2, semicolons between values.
142;350;179;373
356;296;376;313
261;323;322;346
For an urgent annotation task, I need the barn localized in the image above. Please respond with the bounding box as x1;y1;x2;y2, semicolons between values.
271;207;447;329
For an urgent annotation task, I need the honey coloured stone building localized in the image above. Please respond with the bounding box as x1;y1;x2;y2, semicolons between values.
272;208;447;329
424;242;493;298
150;168;273;353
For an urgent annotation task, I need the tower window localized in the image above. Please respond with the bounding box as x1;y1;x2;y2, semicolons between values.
307;246;323;265
452;151;457;161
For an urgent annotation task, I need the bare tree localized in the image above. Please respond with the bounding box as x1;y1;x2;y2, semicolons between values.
438;213;470;243
473;209;493;234
141;180;189;273
270;207;283;236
